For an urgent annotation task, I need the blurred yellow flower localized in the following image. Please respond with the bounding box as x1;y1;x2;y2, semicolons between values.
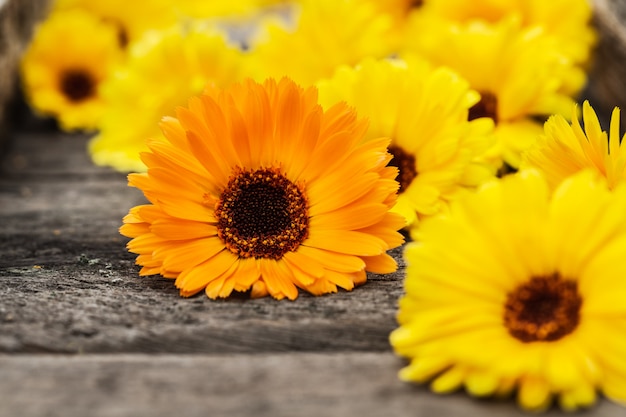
317;57;494;227
402;17;582;169
370;0;424;16
523;101;626;190
53;0;177;47
174;0;290;19
416;0;595;66
89;24;247;172
248;0;396;86
391;170;626;412
20;10;122;131
120;77;405;300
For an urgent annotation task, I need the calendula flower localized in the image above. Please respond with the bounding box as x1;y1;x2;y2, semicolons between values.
249;0;396;86
370;0;424;16
402;17;582;169
523;101;626;190
415;0;595;65
355;0;424;37
317;57;494;227
20;10;122;131
120;77;405;300
390;169;626;412
174;0;288;19
89;25;246;172
53;0;176;48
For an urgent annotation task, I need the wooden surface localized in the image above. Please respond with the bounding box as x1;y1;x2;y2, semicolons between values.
3;2;626;416
589;0;626;126
2;125;626;416
0;0;50;141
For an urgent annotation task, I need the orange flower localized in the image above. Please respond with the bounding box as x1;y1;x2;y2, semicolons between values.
121;77;405;300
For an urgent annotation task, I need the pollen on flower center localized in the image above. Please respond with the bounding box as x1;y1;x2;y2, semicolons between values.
468;91;499;123
504;274;582;343
59;69;95;102
388;145;418;193
215;167;309;260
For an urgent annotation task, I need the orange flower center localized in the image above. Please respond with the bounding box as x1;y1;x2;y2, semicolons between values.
388;145;417;193
59;69;95;103
215;167;309;260
504;274;582;343
469;91;498;124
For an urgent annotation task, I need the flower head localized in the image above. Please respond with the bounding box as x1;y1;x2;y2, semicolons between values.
174;0;288;19
20;10;122;131
390;170;626;411
53;0;177;48
317;56;494;227
523;101;626;190
401;17;582;168
249;0;396;86
416;0;595;65
121;77;405;300
89;25;247;172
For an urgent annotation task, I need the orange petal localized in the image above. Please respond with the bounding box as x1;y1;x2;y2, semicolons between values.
305;229;387;256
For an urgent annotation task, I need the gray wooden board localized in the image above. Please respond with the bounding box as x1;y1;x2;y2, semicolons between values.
1;131;624;415
1;353;625;417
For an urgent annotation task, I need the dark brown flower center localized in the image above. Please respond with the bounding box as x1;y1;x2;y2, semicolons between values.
409;0;424;8
468;91;498;124
117;27;129;48
59;69;96;103
388;145;418;193
215;167;309;260
101;18;129;48
504;274;582;343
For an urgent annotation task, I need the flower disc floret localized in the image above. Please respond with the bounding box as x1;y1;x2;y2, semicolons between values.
215;167;309;260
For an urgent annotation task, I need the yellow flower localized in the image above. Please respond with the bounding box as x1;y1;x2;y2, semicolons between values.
354;0;425;38
390;169;626;412
523;101;626;190
402;17;582;169
317;57;494;227
120;77;405;300
416;0;596;65
89;25;247;173
248;0;396;86
20;10;122;131
369;0;424;16
174;0;288;19
53;0;177;47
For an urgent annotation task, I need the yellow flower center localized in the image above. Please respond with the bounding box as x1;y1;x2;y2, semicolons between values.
469;91;499;124
504;274;582;343
388;145;418;193
59;69;95;103
215;167;309;260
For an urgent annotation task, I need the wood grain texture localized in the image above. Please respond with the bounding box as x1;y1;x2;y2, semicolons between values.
1;353;625;417
0;132;405;354
0;0;50;141
1;126;624;415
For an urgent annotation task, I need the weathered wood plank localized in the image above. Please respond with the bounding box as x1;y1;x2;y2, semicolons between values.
1;353;623;417
0;261;403;353
0;132;406;353
0;0;51;145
